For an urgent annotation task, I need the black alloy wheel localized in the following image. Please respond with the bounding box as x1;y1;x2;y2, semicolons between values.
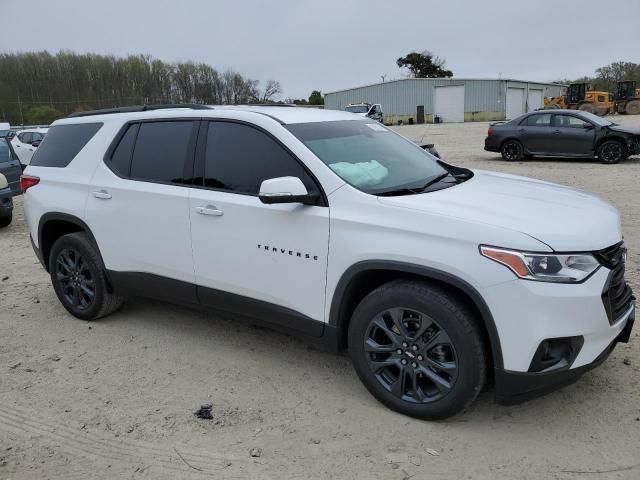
364;307;458;403
348;280;487;420
55;248;96;311
501;140;524;161
598;140;626;164
49;232;124;320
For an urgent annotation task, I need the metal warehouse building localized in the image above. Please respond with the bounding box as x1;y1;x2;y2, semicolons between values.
324;78;566;124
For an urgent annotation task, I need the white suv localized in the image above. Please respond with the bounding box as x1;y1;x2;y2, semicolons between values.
11;128;48;167
22;105;635;419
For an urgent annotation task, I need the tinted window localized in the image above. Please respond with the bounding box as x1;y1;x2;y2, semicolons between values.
553;115;589;128
203;121;316;195
19;132;33;143
524;114;551;127
0;140;11;163
108;123;138;176
130;121;193;184
31;123;102;168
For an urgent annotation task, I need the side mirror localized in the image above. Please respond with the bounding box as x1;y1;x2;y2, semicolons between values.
583;123;593;130
258;176;318;205
31;140;41;147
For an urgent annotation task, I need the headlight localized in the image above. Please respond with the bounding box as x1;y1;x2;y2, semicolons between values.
480;246;600;283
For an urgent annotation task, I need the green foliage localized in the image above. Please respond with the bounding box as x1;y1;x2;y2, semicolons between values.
25;106;63;125
396;51;453;78
555;62;640;93
308;90;324;105
0;51;279;124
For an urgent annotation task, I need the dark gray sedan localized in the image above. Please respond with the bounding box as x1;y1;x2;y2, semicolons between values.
0;138;22;194
484;110;640;164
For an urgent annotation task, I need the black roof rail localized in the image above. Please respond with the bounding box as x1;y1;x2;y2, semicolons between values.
67;104;212;118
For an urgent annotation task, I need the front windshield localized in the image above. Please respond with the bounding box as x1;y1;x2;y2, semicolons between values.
345;105;369;114
579;111;613;126
286;120;447;194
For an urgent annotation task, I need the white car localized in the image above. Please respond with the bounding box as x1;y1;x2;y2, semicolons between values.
11;128;48;167
22;105;634;419
344;103;383;123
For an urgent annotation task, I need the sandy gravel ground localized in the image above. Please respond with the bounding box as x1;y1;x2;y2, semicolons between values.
1;115;639;480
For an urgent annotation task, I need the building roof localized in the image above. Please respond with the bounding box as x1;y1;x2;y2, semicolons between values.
325;77;566;95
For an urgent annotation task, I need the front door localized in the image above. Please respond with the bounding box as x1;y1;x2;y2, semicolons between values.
550;114;595;156
189;120;330;335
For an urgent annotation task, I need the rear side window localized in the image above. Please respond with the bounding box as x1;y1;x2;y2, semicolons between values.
30;123;102;168
129;121;194;184
108;123;139;176
524;114;551;127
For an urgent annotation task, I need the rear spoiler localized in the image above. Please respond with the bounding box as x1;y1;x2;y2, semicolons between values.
489;121;507;126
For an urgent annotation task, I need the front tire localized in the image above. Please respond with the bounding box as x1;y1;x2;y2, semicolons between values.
597;140;627;164
49;232;124;320
0;214;12;228
348;280;487;420
501;140;524;161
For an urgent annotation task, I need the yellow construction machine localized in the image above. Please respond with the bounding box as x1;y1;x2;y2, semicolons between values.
614;80;640;115
544;82;613;116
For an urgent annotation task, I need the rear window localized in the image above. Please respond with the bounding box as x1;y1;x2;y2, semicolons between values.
30;123;102;167
0;140;12;163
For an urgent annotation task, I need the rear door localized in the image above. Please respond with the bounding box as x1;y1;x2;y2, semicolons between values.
86;120;199;302
12;132;34;165
0;139;22;194
517;113;555;154
188;120;330;334
549;114;595;156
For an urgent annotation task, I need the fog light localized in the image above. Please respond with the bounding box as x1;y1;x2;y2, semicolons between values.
528;336;584;372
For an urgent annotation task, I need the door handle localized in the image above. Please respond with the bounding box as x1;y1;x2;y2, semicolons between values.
92;190;112;200
553;130;561;134
196;205;224;216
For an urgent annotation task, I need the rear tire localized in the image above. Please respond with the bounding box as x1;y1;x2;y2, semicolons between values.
597;140;627;164
0;214;12;228
625;100;640;115
348;280;487;420
501;140;524;161
49;232;124;320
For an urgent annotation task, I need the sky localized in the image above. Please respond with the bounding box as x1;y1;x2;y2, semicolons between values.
2;0;639;99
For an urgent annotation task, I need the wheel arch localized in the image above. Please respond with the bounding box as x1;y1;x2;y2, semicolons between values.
499;137;525;152
596;135;628;151
38;213;100;273
328;261;504;371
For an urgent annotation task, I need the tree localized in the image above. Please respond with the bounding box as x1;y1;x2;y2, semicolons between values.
396;51;453;78
308;90;324;105
260;80;282;103
25;106;63;124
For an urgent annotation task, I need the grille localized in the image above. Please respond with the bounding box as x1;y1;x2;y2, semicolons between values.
596;243;634;324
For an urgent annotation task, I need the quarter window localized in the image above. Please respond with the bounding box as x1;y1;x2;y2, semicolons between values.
203;121;317;196
30;123;102;168
129;121;194;184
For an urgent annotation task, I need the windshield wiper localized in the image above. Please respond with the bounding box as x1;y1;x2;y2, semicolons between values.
422;172;456;189
377;187;424;197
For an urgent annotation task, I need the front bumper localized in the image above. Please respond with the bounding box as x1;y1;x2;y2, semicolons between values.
495;306;634;404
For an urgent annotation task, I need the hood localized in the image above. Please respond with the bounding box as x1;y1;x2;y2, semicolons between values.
378;170;621;252
609;125;640;136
